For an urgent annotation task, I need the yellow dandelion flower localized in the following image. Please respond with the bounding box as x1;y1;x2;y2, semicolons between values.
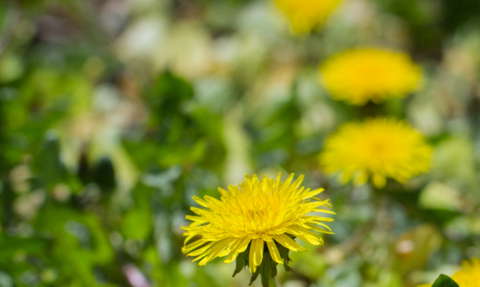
273;0;342;34
451;258;480;286
417;258;480;287
320;48;422;105
182;173;334;277
320;118;432;188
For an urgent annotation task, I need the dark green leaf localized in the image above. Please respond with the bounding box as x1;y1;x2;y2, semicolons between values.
277;243;292;272
92;157;116;193
432;274;460;287
233;252;246;277
259;252;273;287
249;270;260;286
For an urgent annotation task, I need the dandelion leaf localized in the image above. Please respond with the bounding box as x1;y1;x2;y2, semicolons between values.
431;274;459;287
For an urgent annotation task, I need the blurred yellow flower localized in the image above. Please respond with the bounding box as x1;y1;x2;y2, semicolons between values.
417;258;480;287
182;173;334;274
320;48;421;105
451;258;480;286
320;118;432;188
273;0;342;33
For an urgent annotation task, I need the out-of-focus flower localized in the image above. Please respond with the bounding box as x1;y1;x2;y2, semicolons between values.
320;118;432;188
452;258;480;286
320;48;421;105
417;258;480;287
182;173;334;284
273;0;342;34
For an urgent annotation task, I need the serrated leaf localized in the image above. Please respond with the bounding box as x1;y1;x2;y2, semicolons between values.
431;274;459;287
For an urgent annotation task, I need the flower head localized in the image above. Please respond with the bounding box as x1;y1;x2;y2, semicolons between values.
182;173;334;276
273;0;342;34
320;118;432;188
451;258;480;286
417;258;480;287
320;48;421;105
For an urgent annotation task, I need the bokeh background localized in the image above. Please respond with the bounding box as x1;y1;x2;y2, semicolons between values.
1;0;480;286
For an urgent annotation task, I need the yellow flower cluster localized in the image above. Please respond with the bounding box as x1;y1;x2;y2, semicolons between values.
320;48;422;105
320;118;432;188
182;173;334;273
273;0;342;33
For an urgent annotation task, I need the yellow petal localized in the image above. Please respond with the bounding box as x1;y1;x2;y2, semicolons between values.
292;174;304;189
373;174;386;188
306;223;334;234
249;240;256;273
184;233;196;245
182;239;208;254
274;234;307;252
266;240;283;264
303;188;324;200
218;238;240;257
192;196;210;208
249;238;264;273
188;241;215;257
224;237;251;263
199;238;235;266
313;209;336;215
295;233;323;246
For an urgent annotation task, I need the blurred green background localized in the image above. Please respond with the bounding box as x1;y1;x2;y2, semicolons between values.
1;0;480;286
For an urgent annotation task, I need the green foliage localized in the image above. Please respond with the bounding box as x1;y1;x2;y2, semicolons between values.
431;275;459;287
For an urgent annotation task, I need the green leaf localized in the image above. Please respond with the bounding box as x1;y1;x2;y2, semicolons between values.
249;270;260;286
92;157;116;193
35;132;68;184
259;252;273;287
233;252;246;277
431;274;459;287
277;243;292;272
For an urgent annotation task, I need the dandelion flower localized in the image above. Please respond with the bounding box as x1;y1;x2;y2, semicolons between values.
450;258;480;286
320;118;432;188
417;258;480;287
182;173;334;284
273;0;342;34
320;48;421;105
